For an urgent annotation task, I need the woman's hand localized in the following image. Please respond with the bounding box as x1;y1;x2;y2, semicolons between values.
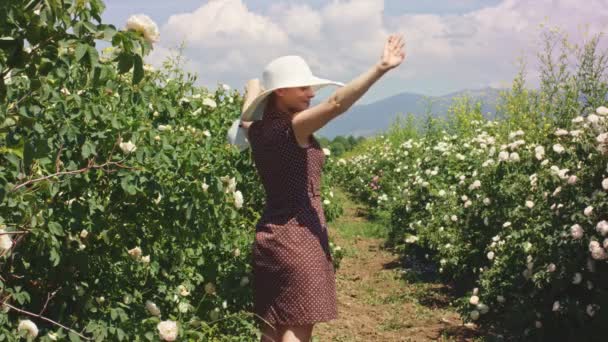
377;33;406;72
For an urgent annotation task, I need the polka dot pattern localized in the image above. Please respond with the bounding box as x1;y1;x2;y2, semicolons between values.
247;108;338;326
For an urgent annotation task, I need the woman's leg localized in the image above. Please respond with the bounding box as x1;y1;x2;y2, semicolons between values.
280;324;314;342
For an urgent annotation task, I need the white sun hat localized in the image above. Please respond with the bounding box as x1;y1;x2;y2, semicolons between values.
227;55;344;151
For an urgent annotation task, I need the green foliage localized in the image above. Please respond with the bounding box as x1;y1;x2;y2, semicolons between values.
329;30;608;340
0;1;344;340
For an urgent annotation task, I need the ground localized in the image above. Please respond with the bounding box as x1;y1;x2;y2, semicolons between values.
312;188;481;342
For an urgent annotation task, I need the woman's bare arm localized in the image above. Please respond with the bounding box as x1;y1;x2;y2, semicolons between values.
292;33;406;143
239;79;263;131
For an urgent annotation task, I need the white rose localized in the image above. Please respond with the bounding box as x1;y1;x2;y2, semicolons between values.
469;295;480;305
596;106;608;115
487;251;495;260
0;229;13;252
525;201;534;209
584;206;594;217
572;272;582;285
191;108;202;116
203;98;217;109
591;246;608;260
323;148;331;156
602;178;608;190
146;300;161;316
509;152;520;161
234;190;243;209
177;285;190;297
126;14;160;44
119;140;137;154
17;319;38;338
552;300;561;311
555;129;569;136
547;263;556;272
596;221;608;236
469;180;481;190
552;144;565;154
204;282;216;295
157;320;178;341
572;116;584;123
80;229;89;239
587;114;600;123
570;224;584;239
586;304;599;317
498;151;509;161
567;175;578;185
141;255;150;264
128;246;142;260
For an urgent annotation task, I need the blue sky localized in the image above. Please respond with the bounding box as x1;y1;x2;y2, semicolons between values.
100;0;607;104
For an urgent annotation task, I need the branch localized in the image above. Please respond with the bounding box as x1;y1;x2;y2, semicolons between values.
39;287;62;316
1;301;91;340
11;158;138;192
0;231;28;235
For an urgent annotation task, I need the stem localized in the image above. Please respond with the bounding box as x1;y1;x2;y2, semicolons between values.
11;159;138;192
1;301;92;340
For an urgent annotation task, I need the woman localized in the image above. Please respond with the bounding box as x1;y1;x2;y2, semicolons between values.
229;34;405;342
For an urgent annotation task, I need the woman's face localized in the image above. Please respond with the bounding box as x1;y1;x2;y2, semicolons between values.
274;86;315;113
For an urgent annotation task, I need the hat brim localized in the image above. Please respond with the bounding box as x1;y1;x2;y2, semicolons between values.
241;77;345;122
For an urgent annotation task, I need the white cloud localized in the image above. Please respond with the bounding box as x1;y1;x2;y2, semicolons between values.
146;0;608;99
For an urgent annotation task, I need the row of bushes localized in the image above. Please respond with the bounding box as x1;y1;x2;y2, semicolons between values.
0;1;343;340
330;31;608;341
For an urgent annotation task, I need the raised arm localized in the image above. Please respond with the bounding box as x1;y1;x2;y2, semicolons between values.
238;79;263;132
292;33;406;142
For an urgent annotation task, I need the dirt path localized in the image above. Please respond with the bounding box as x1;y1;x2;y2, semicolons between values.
313;188;480;342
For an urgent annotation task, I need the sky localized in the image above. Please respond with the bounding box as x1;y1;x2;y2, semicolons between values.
100;0;608;104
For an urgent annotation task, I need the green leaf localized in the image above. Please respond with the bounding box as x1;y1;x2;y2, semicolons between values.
68;331;82;342
117;53;133;74
132;54;143;84
75;43;88;62
101;25;117;41
50;248;61;267
48;222;63;236
88;45;99;67
81;140;96;159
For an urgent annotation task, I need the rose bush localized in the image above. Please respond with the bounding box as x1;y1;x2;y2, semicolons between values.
0;1;342;340
330;33;608;340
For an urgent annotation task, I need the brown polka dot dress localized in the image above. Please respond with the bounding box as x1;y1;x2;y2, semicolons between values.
247;106;338;327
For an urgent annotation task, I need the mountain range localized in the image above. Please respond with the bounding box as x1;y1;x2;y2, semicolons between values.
315;87;506;139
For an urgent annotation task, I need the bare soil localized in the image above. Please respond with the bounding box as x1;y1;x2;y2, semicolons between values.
313;192;481;342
